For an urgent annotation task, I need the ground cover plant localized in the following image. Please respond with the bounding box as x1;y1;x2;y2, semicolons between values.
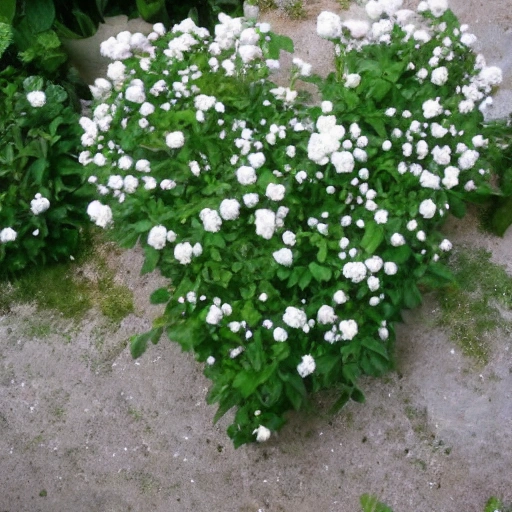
0;69;93;276
77;0;511;446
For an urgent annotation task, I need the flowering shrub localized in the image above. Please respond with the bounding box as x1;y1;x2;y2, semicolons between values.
0;69;91;275
78;1;509;446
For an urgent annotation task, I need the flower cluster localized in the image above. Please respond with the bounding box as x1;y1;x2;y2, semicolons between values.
79;3;506;446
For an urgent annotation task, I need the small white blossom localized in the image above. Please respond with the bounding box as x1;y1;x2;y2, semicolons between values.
297;354;316;377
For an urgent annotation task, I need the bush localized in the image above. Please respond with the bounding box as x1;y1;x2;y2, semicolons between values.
0;70;92;276
77;2;510;446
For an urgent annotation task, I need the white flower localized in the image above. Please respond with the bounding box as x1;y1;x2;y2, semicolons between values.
297;354;316;378
431;66;448;86
266;183;286;201
407;220;418;231
477;66;503;87
273;248;293;266
283;307;307;328
419;199;436;219
331;151;355;174
461;33;477;46
439;239;453;251
167;230;177;242
273;327;288;342
236;166;257;185
343;262;367;283
295;170;308;184
458;99;475;113
27;91;46;108
365;256;383;273
193;243;203;258
458;150;479;170
341;215;352;227
230;346;244;358
135;159;151;173
442;166;460;189
200;208;223;232
431;123;448;138
317;305;337;325
125;85;146;103
140;102;155;117
384;262;398;275
422;98;443;119
259;293;268;302
160;179;176;190
248;152;266;169
219;199;240;220
317;11;342;39
255;209;276;240
390;233;406;247
379;327;389;340
333;290;348;304
374;209;389;224
420;170;440;190
206;305;223;325
206;356;215;365
367;276;380;292
30;193;50;215
321;101;333;113
382;140;392;151
365;0;383;19
293;58;312;77
243;193;259;208
343;19;370;39
118;155;133;170
87;200;113;228
0;227;17;243
165;131;185;149
417;230;426;241
282;231;296;246
427;0;448;16
345;74;361;88
238;44;262;63
339;319;358;340
147;225;167;250
174;242;194;264
253;425;271;442
194;94;216;111
142;176;157;190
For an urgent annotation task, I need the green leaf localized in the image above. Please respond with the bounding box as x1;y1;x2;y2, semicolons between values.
245;337;264;372
329;387;351;414
136;0;167;22
403;282;422;309
149;288;171;304
489;196;512;236
317;239;328;263
361;337;389;360
308;262;332;282
0;0;16;22
298;269;312;290
232;363;277;398
213;390;240;423
360;494;393;512
130;328;163;358
141;246;160;274
361;221;384;254
267;33;294;59
23;76;44;92
25;0;55;33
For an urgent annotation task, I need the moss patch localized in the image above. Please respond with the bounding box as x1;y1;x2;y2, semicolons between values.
0;230;134;323
437;247;512;365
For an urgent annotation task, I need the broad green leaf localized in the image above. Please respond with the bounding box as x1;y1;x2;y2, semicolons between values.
25;0;55;33
141;246;160;274
317;239;328;263
149;288;171;304
267;33;294;59
403;282;422;309
360;494;393;512
245;337;264;372
308;262;332;282
298;269;312;290
232;363;277;398
130;328;162;358
361;221;384;254
0;0;16;22
329;387;351;414
361;337;389;360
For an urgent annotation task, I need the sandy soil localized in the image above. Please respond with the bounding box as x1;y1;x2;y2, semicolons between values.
1;1;512;511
